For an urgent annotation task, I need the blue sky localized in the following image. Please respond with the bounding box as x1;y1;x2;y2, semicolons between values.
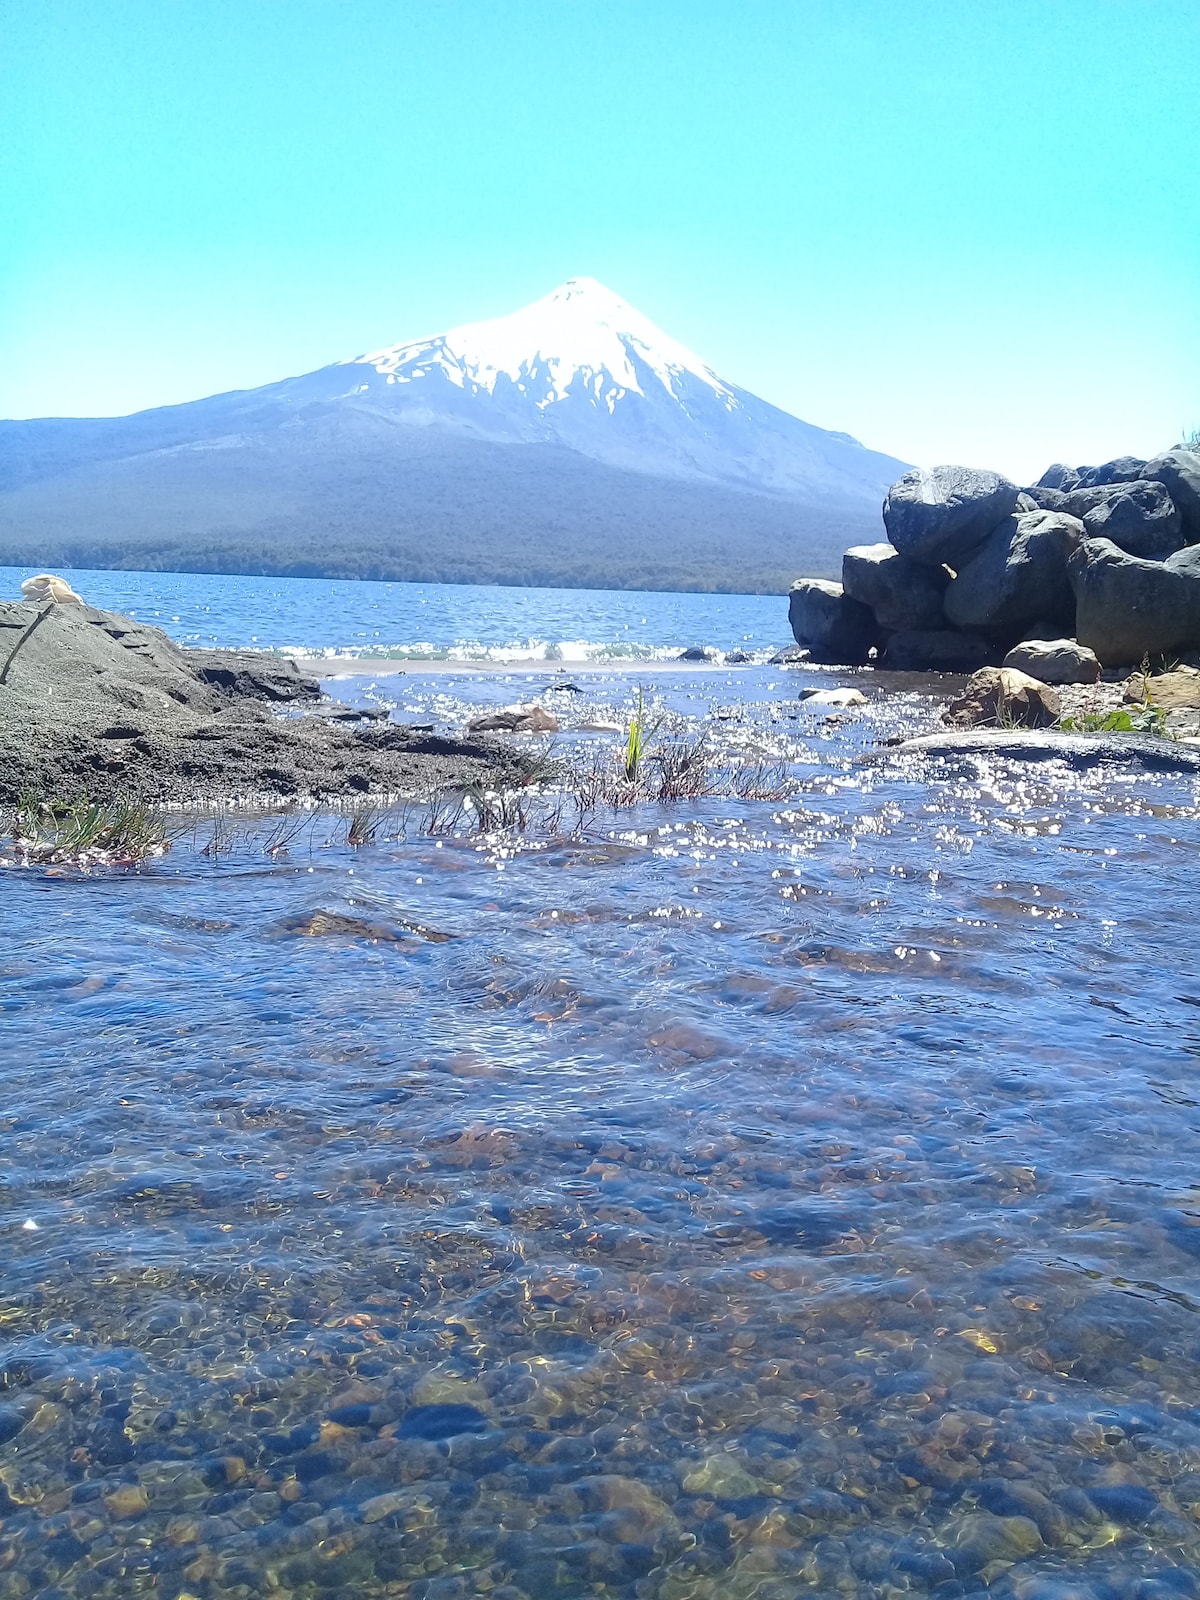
2;0;1196;481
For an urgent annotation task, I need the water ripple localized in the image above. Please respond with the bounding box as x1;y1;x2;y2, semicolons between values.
3;673;1200;1597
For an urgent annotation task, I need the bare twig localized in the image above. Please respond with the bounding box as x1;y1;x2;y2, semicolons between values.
0;602;53;687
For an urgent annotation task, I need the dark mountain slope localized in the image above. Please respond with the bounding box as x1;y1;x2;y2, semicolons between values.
0;410;871;591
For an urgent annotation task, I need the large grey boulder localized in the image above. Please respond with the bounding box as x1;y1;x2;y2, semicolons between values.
841;543;947;631
1069;537;1200;664
1062;484;1139;519
879;629;996;674
788;579;877;665
1022;485;1070;514
1003;638;1101;684
1081;479;1184;558
1141;450;1200;542
1036;463;1081;492
1074;456;1147;489
1025;482;1144;521
943;511;1080;638
883;466;1019;568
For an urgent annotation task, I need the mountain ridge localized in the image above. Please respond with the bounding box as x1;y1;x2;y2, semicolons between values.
0;278;909;591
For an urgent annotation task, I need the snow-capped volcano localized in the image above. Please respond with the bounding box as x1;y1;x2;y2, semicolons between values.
352;277;733;414
0;276;910;591
285;276;908;504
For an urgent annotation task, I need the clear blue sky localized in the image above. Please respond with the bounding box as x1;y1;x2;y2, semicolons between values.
2;0;1196;481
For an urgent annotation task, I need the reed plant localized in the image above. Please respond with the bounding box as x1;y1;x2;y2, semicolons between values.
11;791;168;865
346;800;381;848
262;813;311;856
623;688;662;783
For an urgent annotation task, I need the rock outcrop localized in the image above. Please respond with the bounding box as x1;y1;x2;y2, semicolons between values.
787;579;877;665
789;446;1200;672
0;600;525;805
191;649;321;702
0;601;219;710
883;466;1019;568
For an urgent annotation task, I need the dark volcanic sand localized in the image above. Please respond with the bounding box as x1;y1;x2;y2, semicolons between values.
0;602;529;806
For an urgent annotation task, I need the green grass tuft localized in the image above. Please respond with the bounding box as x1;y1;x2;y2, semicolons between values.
10;791;168;865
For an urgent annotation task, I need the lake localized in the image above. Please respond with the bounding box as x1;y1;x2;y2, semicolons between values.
2;569;1199;1600
0;567;790;660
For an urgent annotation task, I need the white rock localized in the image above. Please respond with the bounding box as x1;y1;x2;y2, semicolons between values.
799;688;867;708
21;573;83;605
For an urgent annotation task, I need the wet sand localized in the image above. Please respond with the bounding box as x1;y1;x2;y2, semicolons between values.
0;604;536;807
299;655;750;679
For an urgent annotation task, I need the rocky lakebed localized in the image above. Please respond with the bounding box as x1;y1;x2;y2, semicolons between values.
3;559;1200;1599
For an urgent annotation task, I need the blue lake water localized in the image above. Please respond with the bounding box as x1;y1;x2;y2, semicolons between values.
0;567;789;658
3;570;1200;1599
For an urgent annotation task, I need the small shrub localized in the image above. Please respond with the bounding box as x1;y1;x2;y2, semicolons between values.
653;732;713;800
1059;707;1170;736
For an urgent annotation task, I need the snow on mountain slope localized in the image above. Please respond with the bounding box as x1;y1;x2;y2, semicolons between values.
352;277;733;413
0;277;909;518
280;277;911;505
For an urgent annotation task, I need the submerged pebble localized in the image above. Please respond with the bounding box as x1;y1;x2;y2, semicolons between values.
2;659;1200;1597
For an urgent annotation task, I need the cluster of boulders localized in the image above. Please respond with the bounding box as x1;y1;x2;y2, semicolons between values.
789;448;1200;675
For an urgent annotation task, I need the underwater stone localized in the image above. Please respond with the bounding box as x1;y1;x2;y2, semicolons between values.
678;1455;765;1499
1086;1484;1159;1524
397;1403;490;1441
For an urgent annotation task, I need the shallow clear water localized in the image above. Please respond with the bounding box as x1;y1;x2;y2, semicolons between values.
3;580;1200;1599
